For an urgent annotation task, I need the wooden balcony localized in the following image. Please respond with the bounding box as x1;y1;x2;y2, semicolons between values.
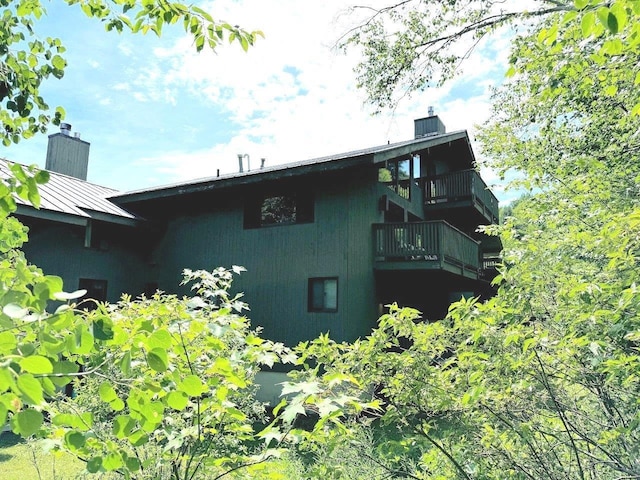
373;221;480;279
423;169;499;225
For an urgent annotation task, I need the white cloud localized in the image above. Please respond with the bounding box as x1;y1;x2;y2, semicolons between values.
112;82;130;91
17;0;520;204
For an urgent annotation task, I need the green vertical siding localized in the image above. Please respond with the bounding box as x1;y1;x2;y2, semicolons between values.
151;168;380;346
21;221;150;303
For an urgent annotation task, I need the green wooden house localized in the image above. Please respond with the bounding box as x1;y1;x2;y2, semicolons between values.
5;115;501;348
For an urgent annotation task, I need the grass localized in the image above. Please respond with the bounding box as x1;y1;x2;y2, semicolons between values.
0;430;303;479
0;432;87;480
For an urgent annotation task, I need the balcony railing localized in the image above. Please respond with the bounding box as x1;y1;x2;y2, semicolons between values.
424;169;499;223
373;221;480;279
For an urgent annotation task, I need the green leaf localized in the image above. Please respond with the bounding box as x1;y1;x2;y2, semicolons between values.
110;397;125;411
0;331;17;353
166;391;188;411
112;415;136;439
51;54;65;70
103;452;124;471
33;275;63;301
93;315;114;340
596;7;611;29
146;329;172;349
99;382;118;403
0;368;15;392
125;456;141;472
12;409;43;436
64;431;86;450
574;0;588;9
0;404;7;427
120;351;131;376
128;429;149;447
610;3;628;31
607;12;619;34
581;11;596;37
87;457;102;473
140;402;163;424
53;413;91;430
19;356;53;374
17;374;44;405
179;375;205;397
147;348;168;372
34;170;50;184
51;361;78;387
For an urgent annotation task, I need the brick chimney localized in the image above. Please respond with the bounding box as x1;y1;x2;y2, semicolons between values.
414;107;446;138
45;123;90;180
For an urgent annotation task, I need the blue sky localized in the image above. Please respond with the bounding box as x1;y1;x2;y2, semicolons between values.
1;0;518;202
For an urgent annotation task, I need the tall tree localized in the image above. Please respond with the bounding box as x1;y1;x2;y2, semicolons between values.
340;0;638;113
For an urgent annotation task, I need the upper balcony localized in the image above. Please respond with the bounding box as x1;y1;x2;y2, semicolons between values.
373;221;480;280
423;169;499;225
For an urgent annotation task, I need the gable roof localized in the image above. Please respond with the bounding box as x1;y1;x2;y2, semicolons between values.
112;130;471;205
0;129;473;217
0;158;138;226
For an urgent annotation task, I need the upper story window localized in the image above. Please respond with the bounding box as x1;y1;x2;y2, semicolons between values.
244;191;314;228
379;158;412;200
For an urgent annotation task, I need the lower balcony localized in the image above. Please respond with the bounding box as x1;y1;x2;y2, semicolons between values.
373;221;480;279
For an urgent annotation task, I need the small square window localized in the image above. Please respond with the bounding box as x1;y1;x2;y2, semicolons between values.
308;277;338;312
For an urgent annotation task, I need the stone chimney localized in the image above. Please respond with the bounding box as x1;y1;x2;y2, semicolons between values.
414;107;446;138
45;123;90;180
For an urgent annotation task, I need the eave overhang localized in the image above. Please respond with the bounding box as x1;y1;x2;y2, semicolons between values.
113;131;471;206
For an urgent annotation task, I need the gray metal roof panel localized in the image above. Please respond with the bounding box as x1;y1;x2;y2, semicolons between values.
0;158;137;221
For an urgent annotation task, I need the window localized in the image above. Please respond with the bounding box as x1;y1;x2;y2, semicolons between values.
379;158;413;200
261;195;297;225
244;191;314;228
308;277;338;312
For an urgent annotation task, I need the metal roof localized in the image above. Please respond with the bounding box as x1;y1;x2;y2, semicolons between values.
0;158;137;224
113;130;470;204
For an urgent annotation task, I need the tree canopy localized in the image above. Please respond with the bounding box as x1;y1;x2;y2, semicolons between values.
341;0;640;113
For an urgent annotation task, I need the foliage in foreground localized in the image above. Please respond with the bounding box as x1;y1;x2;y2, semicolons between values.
276;2;640;479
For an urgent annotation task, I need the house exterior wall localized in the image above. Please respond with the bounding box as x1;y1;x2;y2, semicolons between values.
20;220;150;304
148;167;381;346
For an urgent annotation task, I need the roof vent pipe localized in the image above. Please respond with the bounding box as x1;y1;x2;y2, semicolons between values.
428;105;435;116
260;158;265;169
60;123;72;136
237;153;250;172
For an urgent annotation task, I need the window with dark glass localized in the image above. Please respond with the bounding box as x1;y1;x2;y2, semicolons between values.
308;277;338;312
244;191;314;228
379;158;413;200
261;195;297;225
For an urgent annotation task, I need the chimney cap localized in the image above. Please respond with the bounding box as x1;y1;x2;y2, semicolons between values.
428;106;435;116
60;122;72;135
